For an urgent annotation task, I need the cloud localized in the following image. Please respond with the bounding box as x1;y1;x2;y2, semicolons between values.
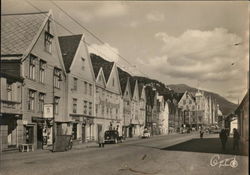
95;2;128;18
147;28;247;81
146;11;165;22
88;43;119;63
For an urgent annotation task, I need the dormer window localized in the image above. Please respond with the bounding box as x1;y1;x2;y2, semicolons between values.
112;78;115;87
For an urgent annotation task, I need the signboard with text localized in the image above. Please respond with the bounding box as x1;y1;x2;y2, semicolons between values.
43;104;53;118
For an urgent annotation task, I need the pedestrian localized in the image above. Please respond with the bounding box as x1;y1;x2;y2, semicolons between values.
200;129;204;139
98;131;105;148
219;129;228;151
233;128;240;151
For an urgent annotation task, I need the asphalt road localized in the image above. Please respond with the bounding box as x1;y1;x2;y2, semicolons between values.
0;133;248;175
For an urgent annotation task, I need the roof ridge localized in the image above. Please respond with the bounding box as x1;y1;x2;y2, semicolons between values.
59;34;83;38
1;11;49;16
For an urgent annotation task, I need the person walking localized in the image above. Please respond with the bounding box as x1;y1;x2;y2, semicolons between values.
219;129;228;151
200;129;204;139
233;128;240;151
98;131;105;148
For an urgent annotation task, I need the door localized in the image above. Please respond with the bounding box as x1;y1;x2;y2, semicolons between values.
97;124;102;142
25;126;34;144
82;125;85;143
37;124;43;149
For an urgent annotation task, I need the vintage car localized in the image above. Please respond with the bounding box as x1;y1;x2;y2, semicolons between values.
104;130;124;144
141;130;151;138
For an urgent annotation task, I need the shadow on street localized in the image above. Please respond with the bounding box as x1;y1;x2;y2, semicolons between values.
161;137;246;156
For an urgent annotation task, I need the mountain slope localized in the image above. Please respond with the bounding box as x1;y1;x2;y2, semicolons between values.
167;84;237;115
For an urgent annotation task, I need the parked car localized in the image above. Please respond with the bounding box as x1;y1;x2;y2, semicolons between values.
104;130;123;144
141;130;151;138
209;127;221;134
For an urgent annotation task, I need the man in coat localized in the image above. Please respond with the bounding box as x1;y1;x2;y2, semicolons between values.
233;128;240;151
219;129;228;151
98;131;105;148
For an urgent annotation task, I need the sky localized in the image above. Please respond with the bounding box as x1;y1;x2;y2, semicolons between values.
2;0;249;104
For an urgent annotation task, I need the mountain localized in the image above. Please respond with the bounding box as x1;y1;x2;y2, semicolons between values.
167;84;238;115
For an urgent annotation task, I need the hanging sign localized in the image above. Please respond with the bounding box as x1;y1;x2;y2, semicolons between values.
44;104;53;118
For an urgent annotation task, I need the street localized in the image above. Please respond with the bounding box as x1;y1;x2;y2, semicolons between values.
0;133;248;175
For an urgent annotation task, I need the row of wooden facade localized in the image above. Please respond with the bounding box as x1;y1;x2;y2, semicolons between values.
1;10;221;151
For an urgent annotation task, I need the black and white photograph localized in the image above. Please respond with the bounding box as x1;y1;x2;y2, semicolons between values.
0;0;249;175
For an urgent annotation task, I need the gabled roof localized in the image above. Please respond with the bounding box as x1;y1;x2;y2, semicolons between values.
90;54;114;81
117;67;132;94
58;34;82;73
1;12;48;56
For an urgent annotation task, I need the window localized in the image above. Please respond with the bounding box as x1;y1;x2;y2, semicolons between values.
89;84;92;96
96;104;98;114
81;57;85;70
7;82;12;101
73;98;77;113
112;78;115;87
54;68;61;88
183;100;186;105
101;104;104;115
83;101;88;115
89;102;92;115
73;77;77;90
38;93;45;113
28;90;36;110
189;100;192;104
54;97;60;114
44;21;53;53
29;54;36;80
84;82;88;94
39;60;46;83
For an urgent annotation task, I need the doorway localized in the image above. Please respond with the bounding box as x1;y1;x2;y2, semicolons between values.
37;124;43;149
25;126;34;144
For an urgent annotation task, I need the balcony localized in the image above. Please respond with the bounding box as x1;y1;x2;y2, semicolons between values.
0;100;22;115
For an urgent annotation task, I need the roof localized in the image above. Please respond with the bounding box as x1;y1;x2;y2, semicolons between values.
117;67;132;94
1;12;48;56
58;35;82;73
90;54;114;81
235;90;249;114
